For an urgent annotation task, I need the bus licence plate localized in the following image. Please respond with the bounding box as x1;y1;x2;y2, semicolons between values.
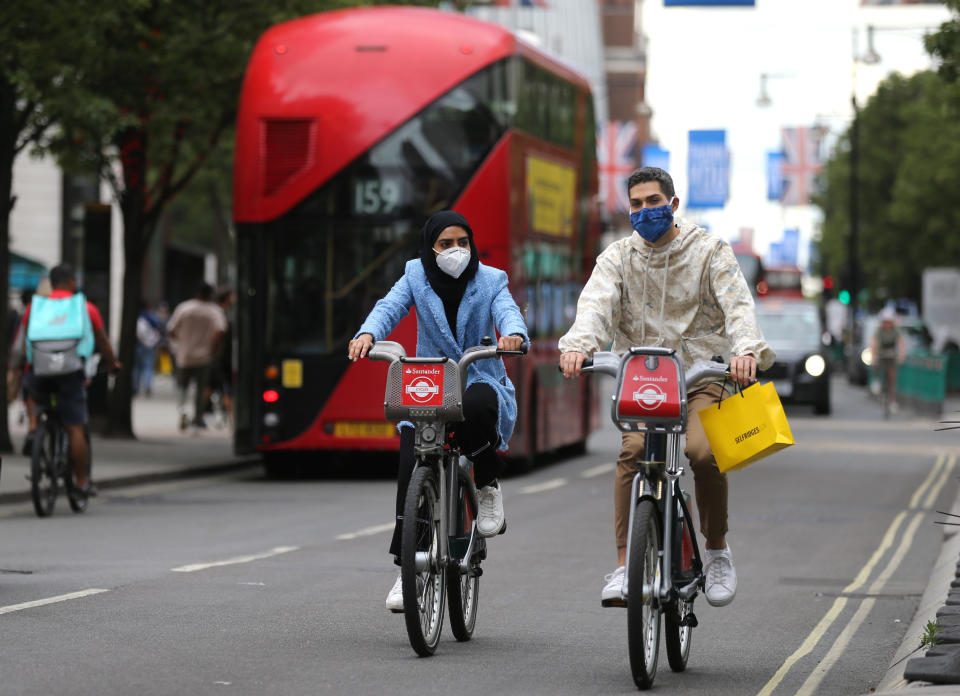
333;422;397;438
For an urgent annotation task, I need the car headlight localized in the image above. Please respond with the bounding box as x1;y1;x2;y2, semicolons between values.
805;354;826;377
860;348;873;367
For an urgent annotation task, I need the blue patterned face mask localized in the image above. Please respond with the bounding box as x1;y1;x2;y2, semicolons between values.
630;201;675;244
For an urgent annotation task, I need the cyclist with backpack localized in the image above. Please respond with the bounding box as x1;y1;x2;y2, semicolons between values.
19;264;121;494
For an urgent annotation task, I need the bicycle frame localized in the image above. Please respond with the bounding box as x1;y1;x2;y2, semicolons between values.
583;348;728;606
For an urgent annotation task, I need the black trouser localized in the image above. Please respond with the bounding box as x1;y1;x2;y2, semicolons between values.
389;382;504;562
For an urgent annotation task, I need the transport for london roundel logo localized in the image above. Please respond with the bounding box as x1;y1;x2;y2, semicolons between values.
406;376;440;403
633;383;667;411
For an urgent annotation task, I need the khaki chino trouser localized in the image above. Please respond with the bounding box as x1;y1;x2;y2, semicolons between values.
614;382;728;549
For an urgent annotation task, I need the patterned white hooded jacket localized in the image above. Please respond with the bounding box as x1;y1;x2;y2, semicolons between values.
558;218;775;379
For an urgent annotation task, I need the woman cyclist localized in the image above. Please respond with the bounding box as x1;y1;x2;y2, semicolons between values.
348;210;528;612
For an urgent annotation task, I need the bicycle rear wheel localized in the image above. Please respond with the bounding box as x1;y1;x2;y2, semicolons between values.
401;464;446;656
30;424;57;518
627;498;661;690
67;427;91;513
447;468;480;641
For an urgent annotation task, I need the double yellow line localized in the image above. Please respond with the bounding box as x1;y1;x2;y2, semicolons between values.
756;453;957;696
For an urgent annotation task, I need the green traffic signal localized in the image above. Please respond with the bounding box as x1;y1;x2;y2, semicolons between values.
838;289;851;304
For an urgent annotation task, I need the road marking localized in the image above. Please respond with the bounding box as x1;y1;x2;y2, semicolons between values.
910;453;945;509
922;454;955;509
755;596;848;696
336;522;395;540
517;478;568;495
171;546;298;573
794;511;925;696
755;510;907;696
756;454;945;696
581;463;615;478
0;588;110;615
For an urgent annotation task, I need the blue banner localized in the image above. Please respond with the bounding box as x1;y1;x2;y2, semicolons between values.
687;130;728;209
766;151;785;201
642;144;670;173
665;0;754;6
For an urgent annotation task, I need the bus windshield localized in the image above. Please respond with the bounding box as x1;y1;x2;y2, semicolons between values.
258;60;510;355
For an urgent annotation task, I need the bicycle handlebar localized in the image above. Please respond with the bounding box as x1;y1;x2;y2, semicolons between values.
560;351;730;390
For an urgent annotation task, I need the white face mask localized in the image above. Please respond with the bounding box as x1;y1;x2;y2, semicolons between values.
434;246;471;278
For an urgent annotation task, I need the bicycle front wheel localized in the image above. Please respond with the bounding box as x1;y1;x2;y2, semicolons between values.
447;470;480;641
627;498;661;690
401;465;446;656
30;425;57;518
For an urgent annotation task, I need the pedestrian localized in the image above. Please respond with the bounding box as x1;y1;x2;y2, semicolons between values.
348;210;528;612
559;167;774;608
166;283;227;432
133;302;165;397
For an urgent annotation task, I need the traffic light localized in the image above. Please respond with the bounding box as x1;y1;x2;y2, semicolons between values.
822;276;834;290
838;289;851;305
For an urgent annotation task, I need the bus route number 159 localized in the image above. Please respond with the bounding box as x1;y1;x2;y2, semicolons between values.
353;178;402;216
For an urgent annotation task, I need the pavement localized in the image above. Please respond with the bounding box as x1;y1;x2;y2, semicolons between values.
870;393;960;694
0;374;258;504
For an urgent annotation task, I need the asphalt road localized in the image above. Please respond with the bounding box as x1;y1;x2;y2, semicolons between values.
1;377;957;696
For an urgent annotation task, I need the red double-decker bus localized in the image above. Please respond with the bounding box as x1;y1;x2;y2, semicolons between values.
233;7;600;473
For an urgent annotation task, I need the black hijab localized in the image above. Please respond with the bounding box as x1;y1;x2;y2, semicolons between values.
419;210;480;338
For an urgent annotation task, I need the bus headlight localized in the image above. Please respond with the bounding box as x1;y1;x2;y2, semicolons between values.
804;355;826;377
860;348;873;367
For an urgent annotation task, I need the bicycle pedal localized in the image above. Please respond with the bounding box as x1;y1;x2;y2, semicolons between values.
680;612;698;628
601;598;627;608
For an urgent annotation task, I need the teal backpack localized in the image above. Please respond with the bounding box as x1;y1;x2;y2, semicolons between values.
26;293;95;376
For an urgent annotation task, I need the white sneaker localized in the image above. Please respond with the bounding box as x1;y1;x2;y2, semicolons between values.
601;565;626;604
477;482;505;537
386;574;404;613
704;547;737;607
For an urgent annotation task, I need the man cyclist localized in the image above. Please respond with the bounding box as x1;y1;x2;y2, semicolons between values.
20;264;121;493
870;307;906;413
559;167;773;607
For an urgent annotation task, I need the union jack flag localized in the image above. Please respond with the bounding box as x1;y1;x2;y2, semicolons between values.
597;120;638;213
780;126;824;206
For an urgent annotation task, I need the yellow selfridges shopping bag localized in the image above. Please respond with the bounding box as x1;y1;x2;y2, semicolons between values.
698;381;794;473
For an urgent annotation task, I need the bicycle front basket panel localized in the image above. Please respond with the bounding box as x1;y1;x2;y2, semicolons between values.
384;359;463;423
612;348;687;433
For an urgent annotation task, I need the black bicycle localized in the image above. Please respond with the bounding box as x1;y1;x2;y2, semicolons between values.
30;393;91;517
369;336;526;656
580;347;728;689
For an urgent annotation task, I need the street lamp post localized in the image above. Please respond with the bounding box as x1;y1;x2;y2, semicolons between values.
848;94;860;346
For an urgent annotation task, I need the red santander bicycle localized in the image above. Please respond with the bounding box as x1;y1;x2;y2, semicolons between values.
579;346;728;690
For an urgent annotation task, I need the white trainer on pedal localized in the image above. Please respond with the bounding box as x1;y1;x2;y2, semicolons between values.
704;546;737;607
386;574;404;613
601;565;626;604
477;482;505;537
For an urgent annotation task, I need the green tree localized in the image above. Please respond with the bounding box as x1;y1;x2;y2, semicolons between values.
42;0;438;437
816;71;960;305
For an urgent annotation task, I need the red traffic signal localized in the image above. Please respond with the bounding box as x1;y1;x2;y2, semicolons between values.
822;275;834;290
